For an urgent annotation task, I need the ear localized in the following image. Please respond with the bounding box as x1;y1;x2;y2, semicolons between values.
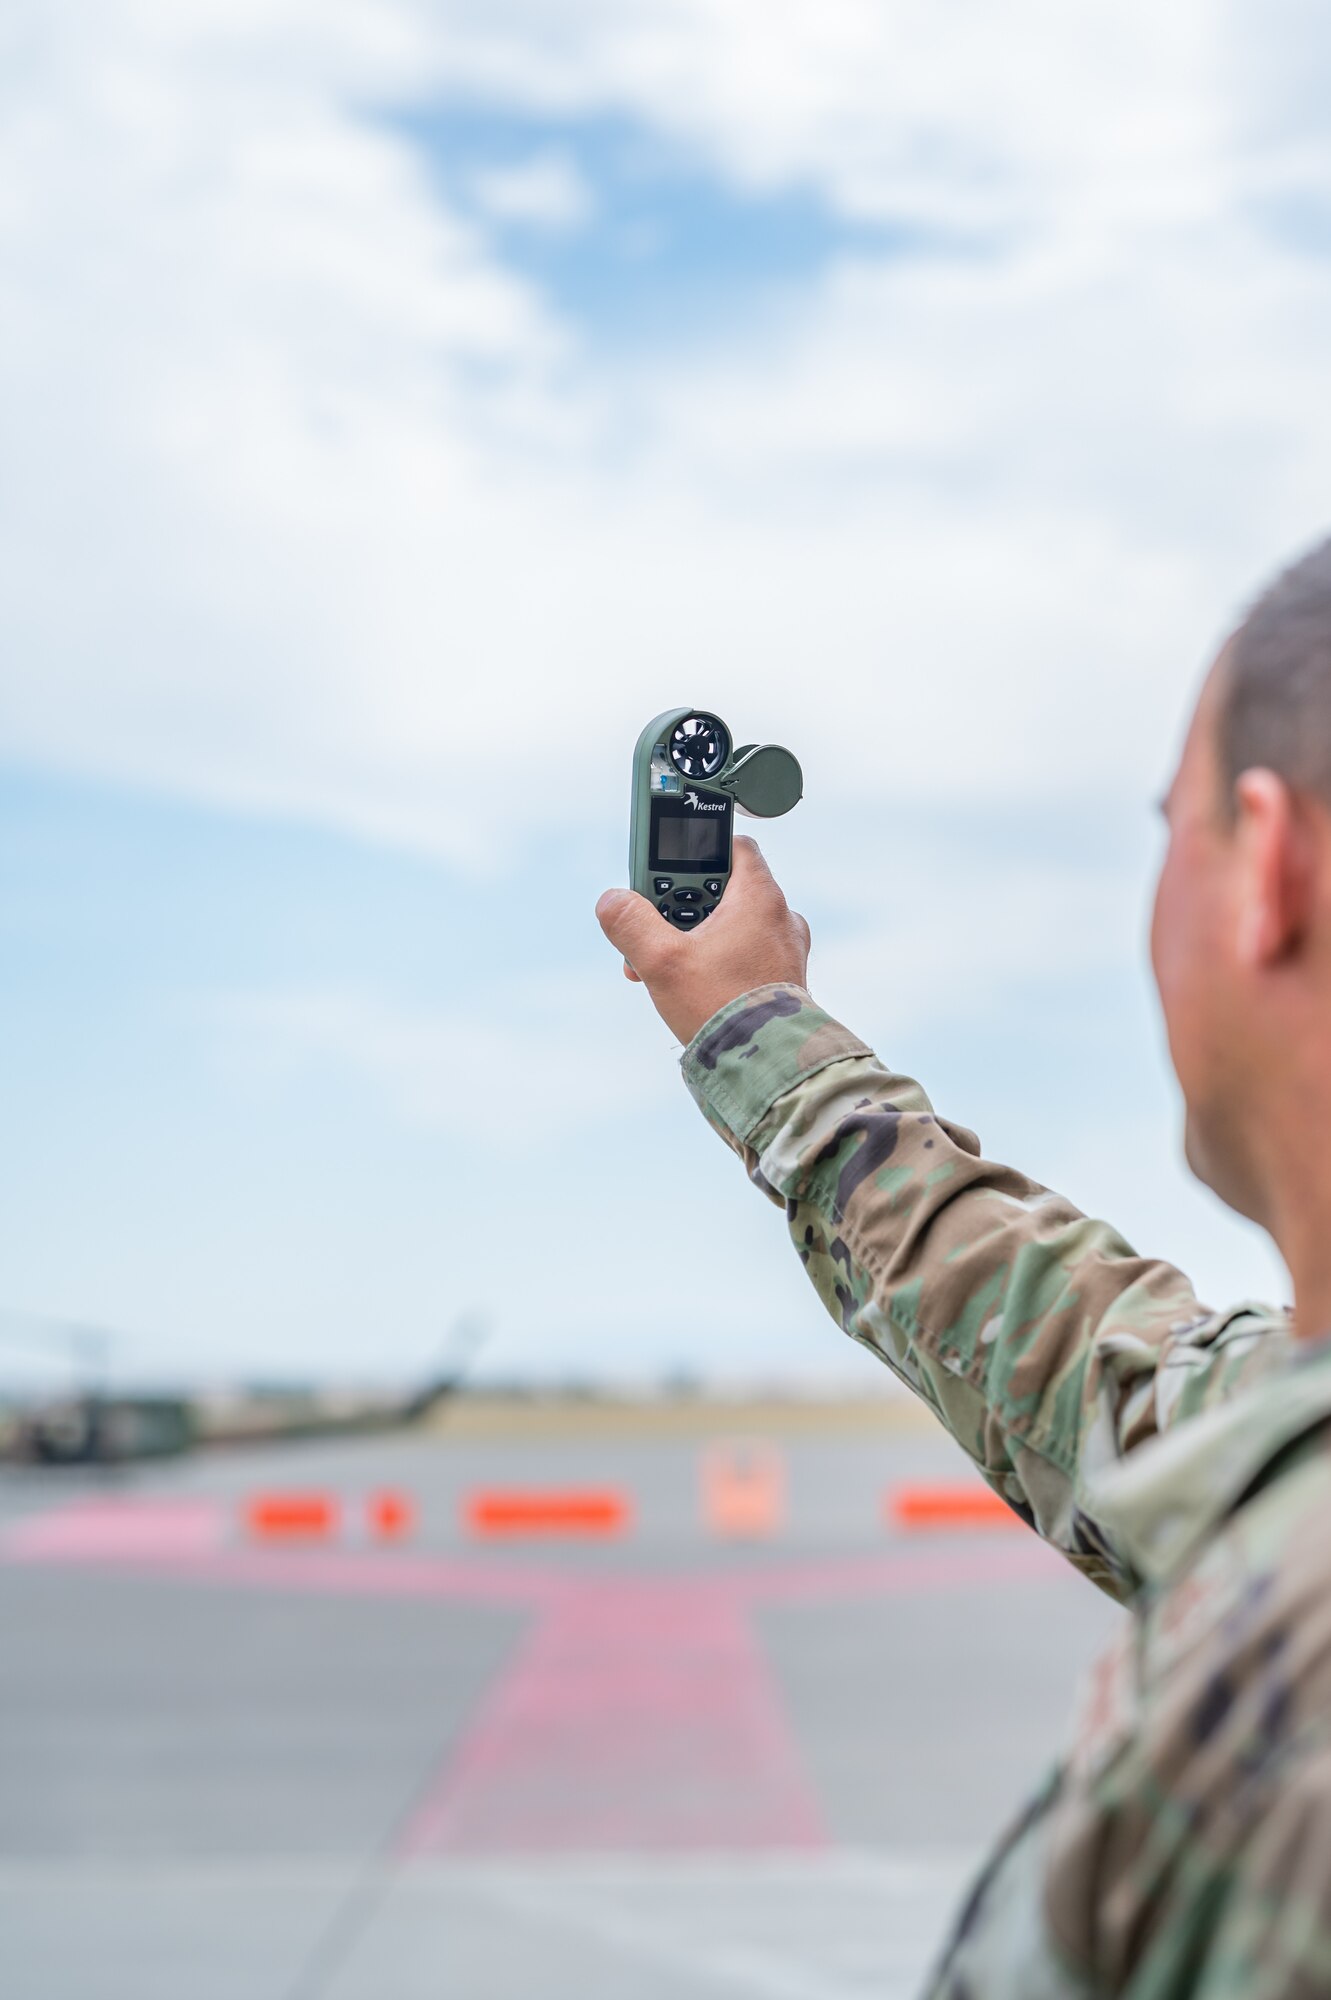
1232;769;1313;967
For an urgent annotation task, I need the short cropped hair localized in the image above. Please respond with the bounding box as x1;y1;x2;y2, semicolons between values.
1222;536;1331;805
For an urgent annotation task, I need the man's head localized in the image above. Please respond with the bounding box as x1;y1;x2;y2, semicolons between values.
1152;536;1331;1228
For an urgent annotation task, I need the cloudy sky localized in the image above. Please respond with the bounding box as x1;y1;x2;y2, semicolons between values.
2;0;1324;1389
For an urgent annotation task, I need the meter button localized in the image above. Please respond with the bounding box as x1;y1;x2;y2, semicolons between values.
671;908;702;928
704;879;723;896
673;888;702;904
653;877;673;895
657;900;673;917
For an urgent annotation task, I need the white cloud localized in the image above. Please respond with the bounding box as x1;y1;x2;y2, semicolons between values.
425;0;1227;239
210;975;681;1143
3;0;1330;883
469;151;594;231
6;3;1331;1133
810;842;1137;1035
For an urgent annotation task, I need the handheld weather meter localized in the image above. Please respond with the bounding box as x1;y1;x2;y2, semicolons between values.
629;710;803;929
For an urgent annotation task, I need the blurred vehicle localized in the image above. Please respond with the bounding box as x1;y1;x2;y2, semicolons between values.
12;1391;194;1465
0;1312;487;1467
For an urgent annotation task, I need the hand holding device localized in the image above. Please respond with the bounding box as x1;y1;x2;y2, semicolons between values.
597;836;812;1047
597;707;807;1042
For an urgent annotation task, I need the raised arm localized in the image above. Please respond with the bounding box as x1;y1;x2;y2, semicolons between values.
598;842;1284;1600
686;982;1285;1595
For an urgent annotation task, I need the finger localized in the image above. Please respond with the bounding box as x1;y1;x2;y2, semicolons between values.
729;835;774;883
793;910;812;951
596;887;672;973
622;960;642;983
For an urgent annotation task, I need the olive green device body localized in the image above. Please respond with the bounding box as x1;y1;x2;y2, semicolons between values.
629;709;803;931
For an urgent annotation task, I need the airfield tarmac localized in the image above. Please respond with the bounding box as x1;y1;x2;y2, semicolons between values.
0;1403;1123;1999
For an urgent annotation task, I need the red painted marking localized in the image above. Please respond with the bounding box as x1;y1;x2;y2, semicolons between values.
889;1483;1023;1531
398;1583;826;1855
0;1536;570;1605
466;1490;629;1538
367;1490;414;1542
0;1524;1056;1606
0;1508;1064;1855
246;1492;339;1542
2;1497;225;1560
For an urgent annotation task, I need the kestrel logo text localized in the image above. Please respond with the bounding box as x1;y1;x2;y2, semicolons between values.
686;795;726;812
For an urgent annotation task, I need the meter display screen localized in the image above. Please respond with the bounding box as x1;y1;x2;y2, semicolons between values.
650;796;732;873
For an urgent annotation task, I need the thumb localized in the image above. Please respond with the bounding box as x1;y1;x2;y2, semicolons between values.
596;887;669;973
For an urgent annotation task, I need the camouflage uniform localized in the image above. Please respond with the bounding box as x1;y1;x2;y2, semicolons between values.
682;984;1331;1998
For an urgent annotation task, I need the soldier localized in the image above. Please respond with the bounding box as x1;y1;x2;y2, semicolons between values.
596;536;1331;1996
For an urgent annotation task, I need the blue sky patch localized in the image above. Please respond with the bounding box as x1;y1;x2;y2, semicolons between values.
391;102;928;347
1249;188;1331;260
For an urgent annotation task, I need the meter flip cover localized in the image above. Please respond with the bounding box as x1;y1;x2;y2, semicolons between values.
629;709;803;930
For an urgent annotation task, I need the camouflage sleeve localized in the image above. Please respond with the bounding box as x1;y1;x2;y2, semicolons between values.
681;984;1277;1600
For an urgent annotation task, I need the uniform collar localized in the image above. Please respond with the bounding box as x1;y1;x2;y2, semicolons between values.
1084;1329;1331;1590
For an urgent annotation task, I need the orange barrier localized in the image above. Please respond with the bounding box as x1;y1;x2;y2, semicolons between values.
466;1490;629;1538
888;1483;1023;1532
245;1492;340;1542
702;1440;786;1538
367;1490;415;1543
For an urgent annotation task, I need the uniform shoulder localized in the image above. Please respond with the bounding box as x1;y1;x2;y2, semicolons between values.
1141;1427;1331;1706
1045;1426;1331;1991
1148;1298;1292;1429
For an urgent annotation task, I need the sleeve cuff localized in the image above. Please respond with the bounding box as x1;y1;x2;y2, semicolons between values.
680;984;872;1144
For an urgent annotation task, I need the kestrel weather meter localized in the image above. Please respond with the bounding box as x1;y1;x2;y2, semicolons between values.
629;709;803;929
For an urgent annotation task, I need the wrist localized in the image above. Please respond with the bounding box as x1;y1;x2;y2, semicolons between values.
682;985;870;1144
